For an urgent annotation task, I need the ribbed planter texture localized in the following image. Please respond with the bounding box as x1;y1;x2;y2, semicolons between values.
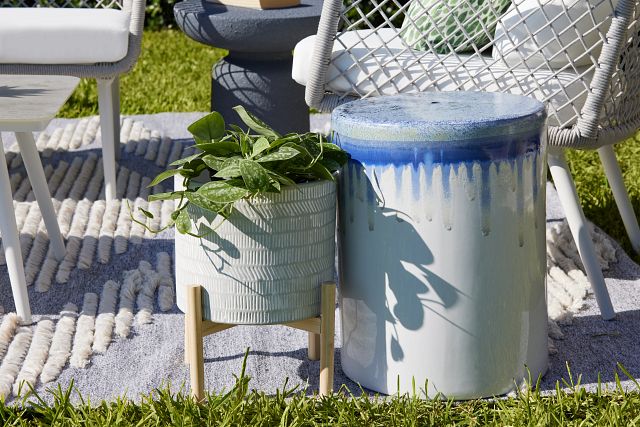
175;179;337;324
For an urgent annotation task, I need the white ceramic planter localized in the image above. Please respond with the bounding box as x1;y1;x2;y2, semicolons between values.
175;178;337;325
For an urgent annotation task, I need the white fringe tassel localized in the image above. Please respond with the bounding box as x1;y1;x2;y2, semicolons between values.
156;252;175;312
70;293;98;369
136;261;159;326
115;269;142;338
93;280;121;354
0;314;20;360
41;304;78;384
0;327;33;399
13;319;55;396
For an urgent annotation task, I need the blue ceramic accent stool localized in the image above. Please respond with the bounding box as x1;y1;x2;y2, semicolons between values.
332;92;548;399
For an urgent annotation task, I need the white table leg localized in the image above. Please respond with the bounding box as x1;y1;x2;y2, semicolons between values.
98;77;119;201
15;132;66;261
0;142;31;324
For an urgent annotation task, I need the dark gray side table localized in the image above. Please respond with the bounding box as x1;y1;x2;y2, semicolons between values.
174;0;323;134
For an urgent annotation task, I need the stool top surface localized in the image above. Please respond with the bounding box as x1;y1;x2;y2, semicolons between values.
0;75;79;132
331;92;546;143
174;0;323;52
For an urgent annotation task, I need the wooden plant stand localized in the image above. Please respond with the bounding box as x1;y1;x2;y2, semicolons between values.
184;282;336;400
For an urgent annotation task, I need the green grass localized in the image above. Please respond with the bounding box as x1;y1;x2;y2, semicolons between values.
59;30;226;117
3;361;640;426
566;138;640;263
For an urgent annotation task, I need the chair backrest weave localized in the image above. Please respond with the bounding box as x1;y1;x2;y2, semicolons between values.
307;0;640;147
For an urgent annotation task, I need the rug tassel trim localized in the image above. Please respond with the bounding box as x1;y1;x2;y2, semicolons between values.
13;319;54;396
93;280;121;354
0;327;33;399
136;261;159;326
156;252;175;312
0;314;20;360
40;304;78;384
70;293;98;369
115;269;142;339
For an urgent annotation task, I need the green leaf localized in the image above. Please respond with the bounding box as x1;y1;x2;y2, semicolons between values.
251;137;270;158
321;150;350;167
267;170;297;186
185;191;227;213
269;178;281;192
283;143;314;170
180;159;207;178
256;146;300;163
187;112;225;143
310;162;335;181
196;141;241;156
321;142;343;151
139;208;154;219
239;132;252;158
268;135;298;151
169;153;202;167
148;192;183;202
232;105;281;139
239;159;271;192
175;209;192;234
319;158;342;173
214;157;242;179
149;169;183;187
297;135;322;159
196;181;250;203
202;155;227;171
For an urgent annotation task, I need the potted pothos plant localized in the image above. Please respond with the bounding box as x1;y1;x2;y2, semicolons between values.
140;106;349;324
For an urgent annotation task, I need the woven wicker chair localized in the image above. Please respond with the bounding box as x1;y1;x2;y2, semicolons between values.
293;0;640;319
0;0;146;201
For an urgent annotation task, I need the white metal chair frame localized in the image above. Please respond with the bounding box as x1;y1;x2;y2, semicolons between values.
0;0;146;201
302;0;640;319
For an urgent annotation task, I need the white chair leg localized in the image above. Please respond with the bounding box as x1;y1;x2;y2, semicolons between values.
111;76;121;162
97;77;118;201
15;132;66;262
598;145;640;254
548;148;615;320
0;141;31;324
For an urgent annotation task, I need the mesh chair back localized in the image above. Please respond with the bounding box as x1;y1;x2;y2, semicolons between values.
1;0;123;8
306;0;640;147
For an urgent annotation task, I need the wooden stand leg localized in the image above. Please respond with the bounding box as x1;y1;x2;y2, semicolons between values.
186;284;205;401
308;332;320;361
184;313;190;365
319;282;336;396
181;281;336;399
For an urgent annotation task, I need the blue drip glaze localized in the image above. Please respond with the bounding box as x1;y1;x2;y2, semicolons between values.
334;131;543;167
441;164;452;201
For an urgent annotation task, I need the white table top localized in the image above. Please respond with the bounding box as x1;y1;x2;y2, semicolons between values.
0;75;79;132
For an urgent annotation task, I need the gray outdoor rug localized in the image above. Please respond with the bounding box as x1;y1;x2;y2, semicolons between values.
0;112;639;403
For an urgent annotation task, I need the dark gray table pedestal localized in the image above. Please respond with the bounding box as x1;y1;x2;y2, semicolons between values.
174;0;323;134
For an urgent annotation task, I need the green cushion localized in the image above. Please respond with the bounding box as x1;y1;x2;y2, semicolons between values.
400;0;513;54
